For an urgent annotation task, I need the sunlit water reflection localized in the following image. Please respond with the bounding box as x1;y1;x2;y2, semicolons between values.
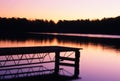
0;35;120;81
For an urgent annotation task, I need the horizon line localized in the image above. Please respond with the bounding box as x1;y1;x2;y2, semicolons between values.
0;15;120;23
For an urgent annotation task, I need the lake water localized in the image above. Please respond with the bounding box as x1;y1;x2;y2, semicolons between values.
0;34;120;81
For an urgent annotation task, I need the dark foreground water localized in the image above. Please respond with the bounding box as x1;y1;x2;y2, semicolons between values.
0;34;120;81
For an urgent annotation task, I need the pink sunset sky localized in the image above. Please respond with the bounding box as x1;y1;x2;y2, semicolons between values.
0;0;120;22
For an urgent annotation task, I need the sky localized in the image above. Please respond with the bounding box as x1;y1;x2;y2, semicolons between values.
0;0;120;22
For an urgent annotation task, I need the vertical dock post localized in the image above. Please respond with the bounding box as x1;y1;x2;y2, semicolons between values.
55;51;60;75
74;50;80;78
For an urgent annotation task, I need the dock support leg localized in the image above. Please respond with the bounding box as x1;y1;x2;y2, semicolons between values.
74;50;80;78
55;51;60;75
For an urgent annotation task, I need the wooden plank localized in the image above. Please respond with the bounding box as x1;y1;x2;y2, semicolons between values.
60;57;75;61
0;69;55;76
0;46;82;55
0;57;44;62
59;63;75;67
0;65;44;71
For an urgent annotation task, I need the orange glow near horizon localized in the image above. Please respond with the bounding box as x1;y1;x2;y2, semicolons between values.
0;0;120;22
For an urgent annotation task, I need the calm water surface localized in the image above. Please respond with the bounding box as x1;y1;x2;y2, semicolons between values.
0;34;120;81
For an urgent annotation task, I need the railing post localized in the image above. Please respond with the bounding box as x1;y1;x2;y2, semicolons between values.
55;51;60;75
74;50;80;78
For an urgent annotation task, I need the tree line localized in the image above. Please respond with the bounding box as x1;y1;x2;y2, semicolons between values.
0;16;120;35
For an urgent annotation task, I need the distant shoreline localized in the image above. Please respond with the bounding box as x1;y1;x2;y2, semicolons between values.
1;32;120;40
29;32;120;39
1;16;120;36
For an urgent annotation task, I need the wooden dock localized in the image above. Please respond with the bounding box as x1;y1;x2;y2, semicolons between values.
0;46;82;80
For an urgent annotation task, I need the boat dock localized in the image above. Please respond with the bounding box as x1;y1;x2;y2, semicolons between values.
0;46;82;81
